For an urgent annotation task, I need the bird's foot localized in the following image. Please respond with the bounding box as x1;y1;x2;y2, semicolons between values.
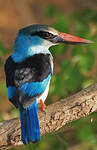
40;99;46;111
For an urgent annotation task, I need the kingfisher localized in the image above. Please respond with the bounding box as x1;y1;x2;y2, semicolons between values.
4;24;93;144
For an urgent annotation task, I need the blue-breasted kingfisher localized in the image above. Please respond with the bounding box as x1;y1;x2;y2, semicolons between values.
4;24;93;144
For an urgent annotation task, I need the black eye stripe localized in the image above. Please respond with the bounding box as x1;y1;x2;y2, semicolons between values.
31;31;56;39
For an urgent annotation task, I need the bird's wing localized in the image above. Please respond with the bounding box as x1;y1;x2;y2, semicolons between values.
4;56;18;107
14;54;52;108
16;74;51;108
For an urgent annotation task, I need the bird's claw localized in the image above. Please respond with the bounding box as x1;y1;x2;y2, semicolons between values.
40;99;46;111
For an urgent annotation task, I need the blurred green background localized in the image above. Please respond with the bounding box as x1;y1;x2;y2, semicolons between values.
0;0;97;150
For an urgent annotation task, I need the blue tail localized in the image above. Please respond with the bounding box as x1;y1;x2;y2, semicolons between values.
19;100;40;144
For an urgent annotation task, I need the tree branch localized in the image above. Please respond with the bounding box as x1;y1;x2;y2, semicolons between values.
0;83;97;149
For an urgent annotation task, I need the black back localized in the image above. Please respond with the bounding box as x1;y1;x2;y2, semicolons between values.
5;54;51;88
5;56;16;87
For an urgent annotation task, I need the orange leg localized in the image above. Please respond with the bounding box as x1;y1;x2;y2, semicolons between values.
40;99;46;111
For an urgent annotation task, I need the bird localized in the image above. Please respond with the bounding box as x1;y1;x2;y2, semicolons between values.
4;24;93;144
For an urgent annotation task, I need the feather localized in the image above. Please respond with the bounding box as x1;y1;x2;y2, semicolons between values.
19;100;40;144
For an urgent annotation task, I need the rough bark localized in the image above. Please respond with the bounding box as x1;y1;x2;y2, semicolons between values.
0;83;97;149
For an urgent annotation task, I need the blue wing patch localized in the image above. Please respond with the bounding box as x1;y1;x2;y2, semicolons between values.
20;73;51;97
7;86;17;99
7;86;18;107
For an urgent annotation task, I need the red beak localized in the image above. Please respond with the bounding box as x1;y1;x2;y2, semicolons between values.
56;32;94;45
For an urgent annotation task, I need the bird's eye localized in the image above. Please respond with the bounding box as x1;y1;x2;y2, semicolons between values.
42;32;53;39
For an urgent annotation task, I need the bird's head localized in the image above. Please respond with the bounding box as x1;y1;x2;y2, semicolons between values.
13;24;93;62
